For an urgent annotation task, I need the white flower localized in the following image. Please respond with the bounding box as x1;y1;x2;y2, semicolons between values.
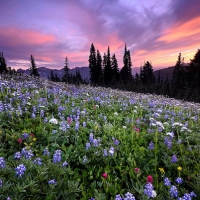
156;121;164;129
151;190;157;198
122;126;127;129
163;122;169;126
26;102;31;105
114;112;118;116
166;132;174;137
133;110;137;113
49;118;58;124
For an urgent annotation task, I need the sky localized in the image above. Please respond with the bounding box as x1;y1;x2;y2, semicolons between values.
0;0;200;71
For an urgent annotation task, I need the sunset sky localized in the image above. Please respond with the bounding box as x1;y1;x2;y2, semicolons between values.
0;0;200;71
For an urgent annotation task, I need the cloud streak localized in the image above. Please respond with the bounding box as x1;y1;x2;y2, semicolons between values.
0;0;200;70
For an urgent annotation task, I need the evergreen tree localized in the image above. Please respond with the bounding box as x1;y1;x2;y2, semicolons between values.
140;61;155;85
62;56;70;83
88;43;97;85
30;55;39;77
0;52;8;73
171;53;186;97
120;44;132;85
111;54;120;82
50;70;55;81
104;46;113;87
187;49;200;88
96;50;103;85
54;73;60;82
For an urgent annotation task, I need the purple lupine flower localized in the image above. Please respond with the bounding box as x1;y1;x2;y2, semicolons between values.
175;177;183;184
170;185;178;198
48;179;56;185
164;137;172;149
171;155;178;163
14;152;21;159
0;157;6;169
115;194;123;200
180;193;192;200
109;146;115;156
62;161;68;167
148;142;154;150
89;133;94;143
33;158;42;166
40;110;44;118
83;122;86;127
144;183;154;198
43;148;50;156
0;179;2;188
83;155;88;163
114;139;119;146
86;142;91;150
53;150;61;163
0;157;5;169
124;192;135;200
15;164;26;178
190;191;196;198
21;147;34;160
22;133;29;139
164;177;171;186
103;149;108;157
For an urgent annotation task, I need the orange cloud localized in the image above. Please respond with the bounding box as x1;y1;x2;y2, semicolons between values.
157;16;200;43
0;27;55;46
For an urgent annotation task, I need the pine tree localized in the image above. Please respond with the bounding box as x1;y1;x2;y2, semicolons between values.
120;44;132;85
171;53;186;97
96;50;103;85
187;49;200;88
89;43;97;85
111;54;120;82
54;73;60;82
0;52;8;73
140;61;155;85
50;70;55;81
104;46;113;87
62;56;70;83
30;55;39;77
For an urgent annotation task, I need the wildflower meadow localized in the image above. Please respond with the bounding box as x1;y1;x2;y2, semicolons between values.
0;74;200;200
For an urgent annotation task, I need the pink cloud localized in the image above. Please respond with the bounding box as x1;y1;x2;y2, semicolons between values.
0;27;55;46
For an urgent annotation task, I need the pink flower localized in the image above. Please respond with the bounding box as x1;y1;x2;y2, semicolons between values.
102;173;108;178
134;168;140;173
30;133;34;137
147;175;153;183
17;138;22;145
67;118;72;124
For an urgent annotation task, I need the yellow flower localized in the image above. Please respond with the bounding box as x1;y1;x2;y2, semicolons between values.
33;137;37;141
159;168;165;173
177;166;182;171
0;130;2;134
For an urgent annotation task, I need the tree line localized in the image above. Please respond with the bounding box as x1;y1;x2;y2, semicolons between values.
0;46;200;102
88;44;200;103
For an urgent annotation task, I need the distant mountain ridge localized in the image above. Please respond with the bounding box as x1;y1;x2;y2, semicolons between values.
17;66;175;80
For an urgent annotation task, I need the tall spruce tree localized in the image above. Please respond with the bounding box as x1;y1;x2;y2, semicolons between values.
140;61;155;85
120;44;132;85
187;49;200;88
104;46;113;87
171;53;186;97
96;50;103;85
50;70;55;81
0;52;8;73
89;43;97;85
62;56;70;83
111;54;120;82
30;55;39;77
